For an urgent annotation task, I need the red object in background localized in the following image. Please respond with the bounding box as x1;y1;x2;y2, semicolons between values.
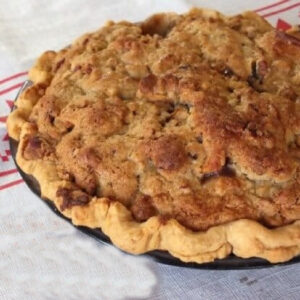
276;18;292;30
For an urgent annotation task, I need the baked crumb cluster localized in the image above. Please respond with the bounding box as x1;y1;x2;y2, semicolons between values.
11;9;300;231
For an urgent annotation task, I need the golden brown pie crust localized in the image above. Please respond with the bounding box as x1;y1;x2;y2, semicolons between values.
7;8;300;264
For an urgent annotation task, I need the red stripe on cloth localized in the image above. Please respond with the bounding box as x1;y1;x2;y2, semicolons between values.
0;82;24;96
276;18;292;30
0;179;23;191
0;116;7;122
0;72;28;86
261;2;300;17
6;100;14;109
255;0;290;12
0;169;18;177
2;133;9;141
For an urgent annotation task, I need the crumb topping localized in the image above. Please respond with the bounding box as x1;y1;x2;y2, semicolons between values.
21;9;300;231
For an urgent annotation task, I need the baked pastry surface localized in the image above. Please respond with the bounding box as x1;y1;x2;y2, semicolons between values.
7;8;300;263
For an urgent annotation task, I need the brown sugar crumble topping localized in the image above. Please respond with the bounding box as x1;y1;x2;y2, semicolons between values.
16;9;300;232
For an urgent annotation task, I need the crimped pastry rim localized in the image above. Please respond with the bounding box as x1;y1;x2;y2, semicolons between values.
7;116;300;264
11;126;300;268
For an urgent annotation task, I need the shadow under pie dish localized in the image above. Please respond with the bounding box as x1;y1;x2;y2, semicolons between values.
7;8;300;265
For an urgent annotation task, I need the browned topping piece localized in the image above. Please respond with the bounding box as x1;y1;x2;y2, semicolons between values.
83;63;93;74
131;194;157;221
56;187;90;211
139;74;157;94
78;147;101;169
54;58;65;72
23;136;52;160
142;135;187;171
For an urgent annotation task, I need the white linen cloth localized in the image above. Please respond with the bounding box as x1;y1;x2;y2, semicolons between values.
0;0;300;299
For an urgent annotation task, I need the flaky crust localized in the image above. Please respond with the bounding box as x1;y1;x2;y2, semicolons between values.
7;8;300;264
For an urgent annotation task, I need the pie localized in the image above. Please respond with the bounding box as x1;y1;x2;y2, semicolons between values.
7;8;300;264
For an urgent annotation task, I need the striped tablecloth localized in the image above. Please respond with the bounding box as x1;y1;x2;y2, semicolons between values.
0;1;300;299
0;72;27;190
